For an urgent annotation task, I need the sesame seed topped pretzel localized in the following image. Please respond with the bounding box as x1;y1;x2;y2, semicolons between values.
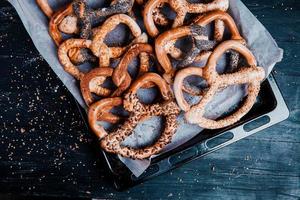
91;14;147;67
174;40;265;129
100;73;180;159
143;0;229;37
155;11;244;83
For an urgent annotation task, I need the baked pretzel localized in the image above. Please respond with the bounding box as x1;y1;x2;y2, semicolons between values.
100;73;180;159
36;0;53;18
80;68;114;106
88;97;124;139
112;43;154;90
91;14;146;67
80;67;134;105
59;38;134;105
174;40;265;129
73;0;135;39
48;0;134;44
58;38;92;80
155;11;244;83
143;0;229;37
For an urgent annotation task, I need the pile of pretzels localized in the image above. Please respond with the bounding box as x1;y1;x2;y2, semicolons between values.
37;0;265;159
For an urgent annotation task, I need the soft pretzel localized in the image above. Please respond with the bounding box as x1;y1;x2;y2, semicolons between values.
36;0;53;18
58;38;132;105
143;0;229;37
80;68;114;106
100;73;180;159
174;40;265;129
112;43;154;90
155;11;244;82
88;97;124;139
58;38;92;80
91;14;147;67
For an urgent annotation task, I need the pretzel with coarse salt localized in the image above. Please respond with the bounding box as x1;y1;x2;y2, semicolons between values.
100;73;180;159
155;11;244;83
143;0;229;37
174;40;265;129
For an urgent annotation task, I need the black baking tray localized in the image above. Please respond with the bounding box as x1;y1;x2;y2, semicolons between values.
77;73;289;190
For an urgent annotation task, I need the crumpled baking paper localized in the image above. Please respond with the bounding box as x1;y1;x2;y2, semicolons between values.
8;0;283;177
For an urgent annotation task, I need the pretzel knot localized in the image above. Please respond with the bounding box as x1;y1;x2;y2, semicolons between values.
174;40;265;129
100;73;180;159
155;11;244;83
58;38;92;80
112;43;155;91
91;14;147;67
88;97;124;139
143;0;229;37
80;68;114;106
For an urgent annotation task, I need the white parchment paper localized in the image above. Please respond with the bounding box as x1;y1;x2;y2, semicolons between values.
8;0;283;177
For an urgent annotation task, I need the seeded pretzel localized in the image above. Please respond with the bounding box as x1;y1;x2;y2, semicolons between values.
155;11;244;83
173;40;265;129
91;14;147;67
144;0;229;37
88;97;124;139
112;43;154;90
100;73;180;159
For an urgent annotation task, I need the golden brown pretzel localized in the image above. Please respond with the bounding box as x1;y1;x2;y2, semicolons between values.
143;0;229;37
174;40;265;129
49;5;75;46
80;68;114;106
36;0;53;18
79;67;133;106
91;14;146;67
155;11;244;82
100;73;180;159
58;38;132;105
58;38;92;80
112;43;154;90
88;97;123;139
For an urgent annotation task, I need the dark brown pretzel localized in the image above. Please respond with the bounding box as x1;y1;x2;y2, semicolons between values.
174;40;265;129
143;0;229;37
100;73;180;159
155;11;244;83
88;97;123;139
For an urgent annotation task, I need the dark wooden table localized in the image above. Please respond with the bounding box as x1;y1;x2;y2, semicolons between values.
0;0;299;199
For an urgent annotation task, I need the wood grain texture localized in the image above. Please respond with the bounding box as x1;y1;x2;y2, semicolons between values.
0;0;299;199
